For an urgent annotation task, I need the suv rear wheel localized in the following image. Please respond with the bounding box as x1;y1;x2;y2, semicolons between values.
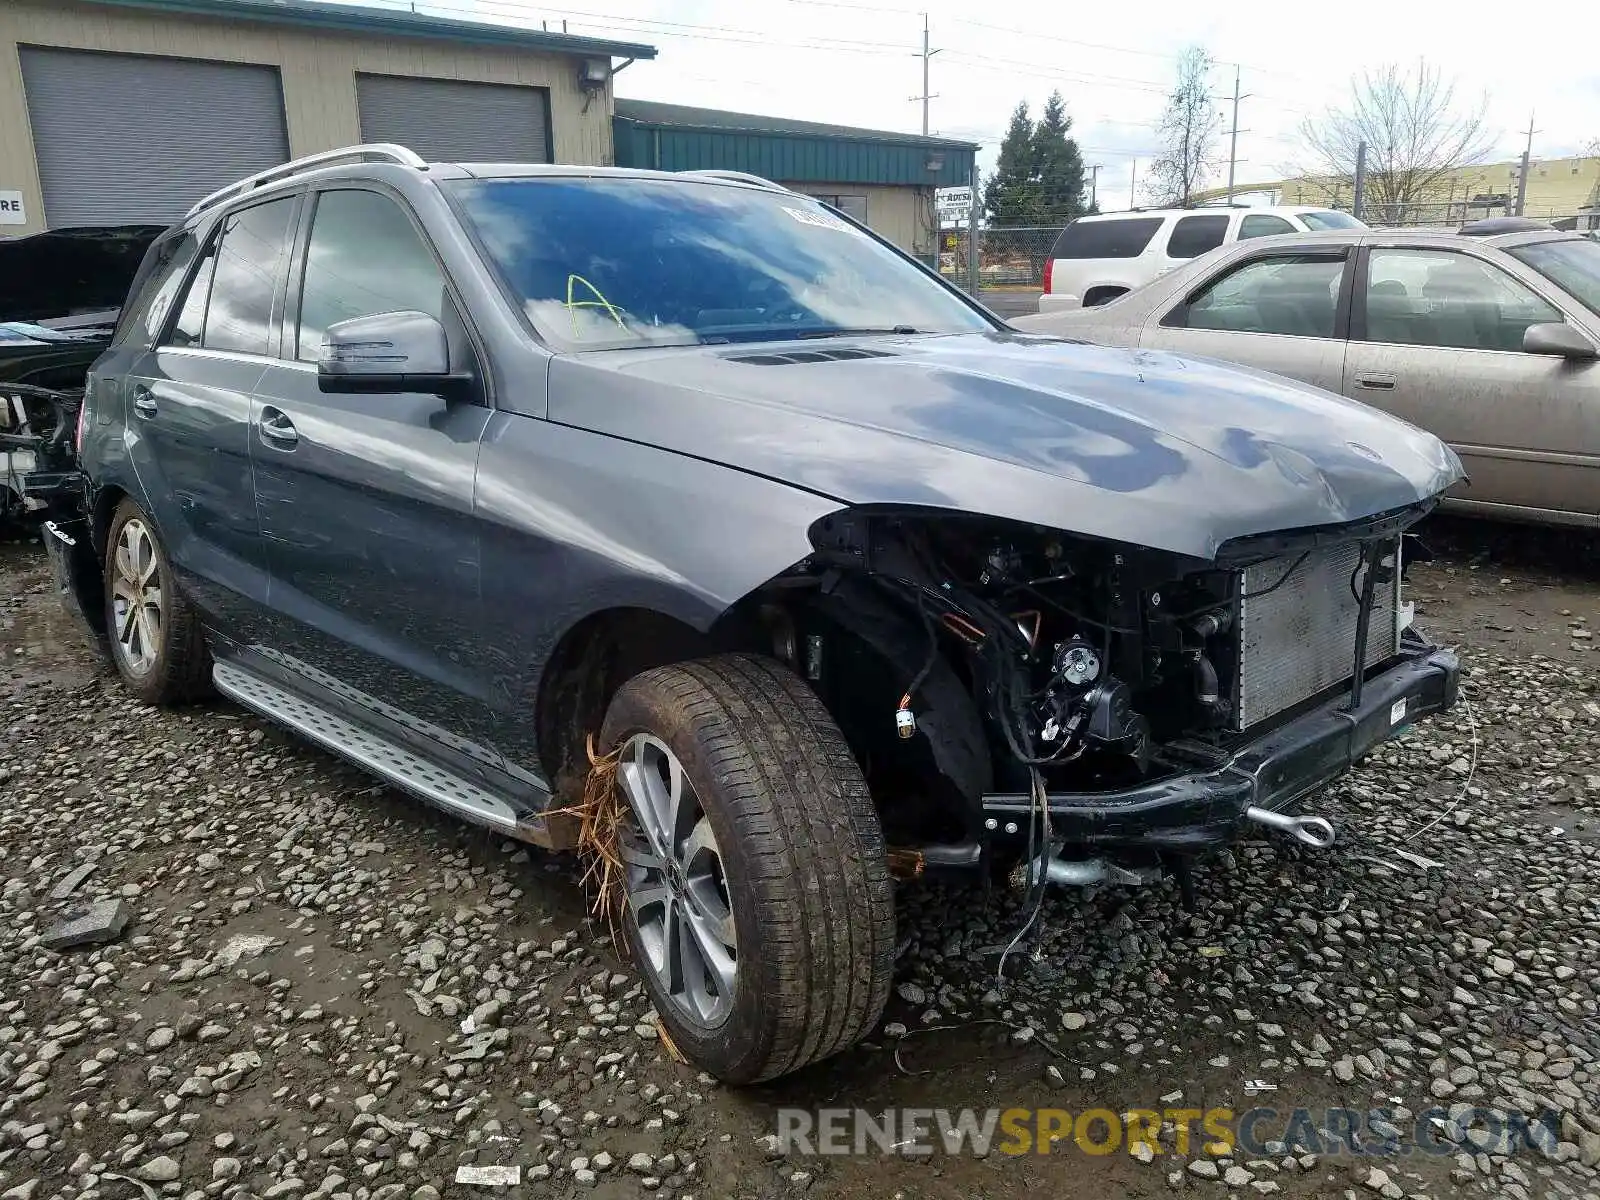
599;654;895;1083
103;498;213;704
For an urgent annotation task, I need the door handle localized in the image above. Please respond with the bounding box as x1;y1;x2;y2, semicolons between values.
258;405;299;448
132;385;157;417
1354;373;1397;391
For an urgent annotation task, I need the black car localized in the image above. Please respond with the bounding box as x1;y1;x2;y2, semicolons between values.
44;145;1463;1084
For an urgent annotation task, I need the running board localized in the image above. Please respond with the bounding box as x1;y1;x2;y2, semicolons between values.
212;660;565;847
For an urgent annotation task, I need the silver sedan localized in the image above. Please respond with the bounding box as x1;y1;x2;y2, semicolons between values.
1013;227;1600;529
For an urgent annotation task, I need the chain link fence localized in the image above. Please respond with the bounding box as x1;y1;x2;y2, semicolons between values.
938;225;1061;292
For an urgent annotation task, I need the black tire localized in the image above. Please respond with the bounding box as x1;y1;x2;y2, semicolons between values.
103;498;213;704
599;653;895;1084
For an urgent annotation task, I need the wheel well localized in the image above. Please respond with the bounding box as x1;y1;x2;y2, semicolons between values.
1082;285;1128;308
90;485;129;557
535;607;728;798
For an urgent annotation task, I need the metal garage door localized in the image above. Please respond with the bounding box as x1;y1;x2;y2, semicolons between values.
357;74;551;163
20;48;289;228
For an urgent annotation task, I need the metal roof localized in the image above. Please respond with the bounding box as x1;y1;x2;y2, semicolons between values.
614;99;975;149
613;100;976;189
76;0;658;59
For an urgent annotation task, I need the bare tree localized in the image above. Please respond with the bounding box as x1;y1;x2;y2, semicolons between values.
1299;61;1492;223
1146;47;1221;208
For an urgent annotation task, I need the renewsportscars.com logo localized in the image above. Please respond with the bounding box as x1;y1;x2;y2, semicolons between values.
775;1105;1564;1158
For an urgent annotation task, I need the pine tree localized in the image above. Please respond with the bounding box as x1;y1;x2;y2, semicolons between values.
1030;91;1087;225
983;102;1036;225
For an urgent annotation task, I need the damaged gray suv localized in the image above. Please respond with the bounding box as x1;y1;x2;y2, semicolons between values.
40;145;1463;1084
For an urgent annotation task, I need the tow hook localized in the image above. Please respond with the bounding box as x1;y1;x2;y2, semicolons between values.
1243;805;1337;849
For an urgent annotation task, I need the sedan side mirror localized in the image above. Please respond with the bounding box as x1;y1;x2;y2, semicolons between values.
318;311;474;398
1521;321;1598;360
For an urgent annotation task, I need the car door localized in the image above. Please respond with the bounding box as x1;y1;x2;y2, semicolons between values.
1344;244;1600;522
248;184;502;772
1139;246;1353;392
121;193;300;642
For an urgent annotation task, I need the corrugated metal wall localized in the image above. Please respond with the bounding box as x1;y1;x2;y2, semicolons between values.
614;119;975;189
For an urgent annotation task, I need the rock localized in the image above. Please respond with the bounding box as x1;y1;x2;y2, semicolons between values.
48;862;98;900
628;1152;654;1173
1188;1160;1220;1179
1061;1012;1088;1031
145;1027;176;1052
452;1166;520;1187
213;1158;242;1182
572;1169;597;1187
137;1156;182;1183
1;1181;40;1200
1223;1166;1253;1186
41;900;132;949
1132;1142;1155;1164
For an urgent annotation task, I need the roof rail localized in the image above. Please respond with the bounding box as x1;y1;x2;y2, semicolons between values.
678;169;788;192
184;144;426;219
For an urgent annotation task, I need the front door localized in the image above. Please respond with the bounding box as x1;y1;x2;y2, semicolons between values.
1140;248;1352;392
122;193;300;642
249;185;500;771
1344;245;1600;522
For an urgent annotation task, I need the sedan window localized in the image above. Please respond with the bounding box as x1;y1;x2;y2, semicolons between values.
1173;254;1346;338
1508;238;1600;318
1363;248;1562;352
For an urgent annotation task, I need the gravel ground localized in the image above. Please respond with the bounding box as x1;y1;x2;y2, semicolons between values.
2;516;1598;1200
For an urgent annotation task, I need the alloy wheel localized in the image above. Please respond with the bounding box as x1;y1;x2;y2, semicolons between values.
615;732;738;1028
111;518;164;675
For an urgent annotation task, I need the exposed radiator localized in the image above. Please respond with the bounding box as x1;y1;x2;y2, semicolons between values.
1232;540;1401;730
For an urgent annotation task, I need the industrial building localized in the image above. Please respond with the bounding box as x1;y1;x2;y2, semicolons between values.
0;0;655;235
0;0;976;258
613;99;976;263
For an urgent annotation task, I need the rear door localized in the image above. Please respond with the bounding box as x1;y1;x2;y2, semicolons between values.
123;193;300;640
249;184;502;770
1140;245;1354;392
1343;244;1600;521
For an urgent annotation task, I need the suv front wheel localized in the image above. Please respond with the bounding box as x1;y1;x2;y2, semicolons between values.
600;654;895;1083
103;498;213;704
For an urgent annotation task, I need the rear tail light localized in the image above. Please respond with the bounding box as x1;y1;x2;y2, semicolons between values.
1042;257;1054;295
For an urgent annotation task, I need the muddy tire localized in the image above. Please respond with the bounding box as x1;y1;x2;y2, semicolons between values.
599;653;895;1083
103;498;212;704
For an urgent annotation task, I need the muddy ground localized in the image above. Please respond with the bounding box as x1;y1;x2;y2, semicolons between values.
1;515;1597;1200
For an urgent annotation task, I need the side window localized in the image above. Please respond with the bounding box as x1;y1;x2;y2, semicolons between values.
1364;248;1563;352
1239;214;1296;240
203;197;298;355
296;190;447;362
1175;254;1346;338
113;232;199;346
1165;214;1230;259
168;240;219;349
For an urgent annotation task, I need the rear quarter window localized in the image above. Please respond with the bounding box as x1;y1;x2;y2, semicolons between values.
1164;214;1230;259
1049;217;1165;260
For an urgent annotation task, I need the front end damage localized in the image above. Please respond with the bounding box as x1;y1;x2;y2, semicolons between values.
756;502;1458;894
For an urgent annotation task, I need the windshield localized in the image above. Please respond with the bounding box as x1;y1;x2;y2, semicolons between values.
1508;238;1600;317
1298;210;1366;231
449;176;993;349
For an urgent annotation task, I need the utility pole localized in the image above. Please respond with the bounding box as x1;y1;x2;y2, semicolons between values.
1129;158;1138;209
1224;64;1250;203
1088;164;1101;212
966;165;981;296
911;13;941;136
1352;141;1367;221
1515;112;1539;216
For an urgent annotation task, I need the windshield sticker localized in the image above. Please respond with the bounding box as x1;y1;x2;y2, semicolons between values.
784;206;857;234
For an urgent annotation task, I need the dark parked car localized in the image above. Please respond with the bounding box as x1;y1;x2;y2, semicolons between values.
44;145;1464;1083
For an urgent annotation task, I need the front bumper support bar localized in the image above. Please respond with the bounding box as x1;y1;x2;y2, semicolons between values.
982;643;1459;852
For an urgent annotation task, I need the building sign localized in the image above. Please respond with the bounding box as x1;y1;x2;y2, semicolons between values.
934;186;973;216
0;191;26;226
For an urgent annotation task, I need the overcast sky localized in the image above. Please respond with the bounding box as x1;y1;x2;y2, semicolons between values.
374;0;1598;208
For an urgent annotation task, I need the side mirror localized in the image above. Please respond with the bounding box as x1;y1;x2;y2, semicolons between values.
317;311;473;397
1521;321;1598;360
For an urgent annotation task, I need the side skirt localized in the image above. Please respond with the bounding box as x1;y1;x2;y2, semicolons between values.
212;660;574;849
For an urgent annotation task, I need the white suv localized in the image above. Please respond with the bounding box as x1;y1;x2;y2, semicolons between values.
1038;205;1366;312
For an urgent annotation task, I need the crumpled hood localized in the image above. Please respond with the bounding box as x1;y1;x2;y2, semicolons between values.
547;331;1463;562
